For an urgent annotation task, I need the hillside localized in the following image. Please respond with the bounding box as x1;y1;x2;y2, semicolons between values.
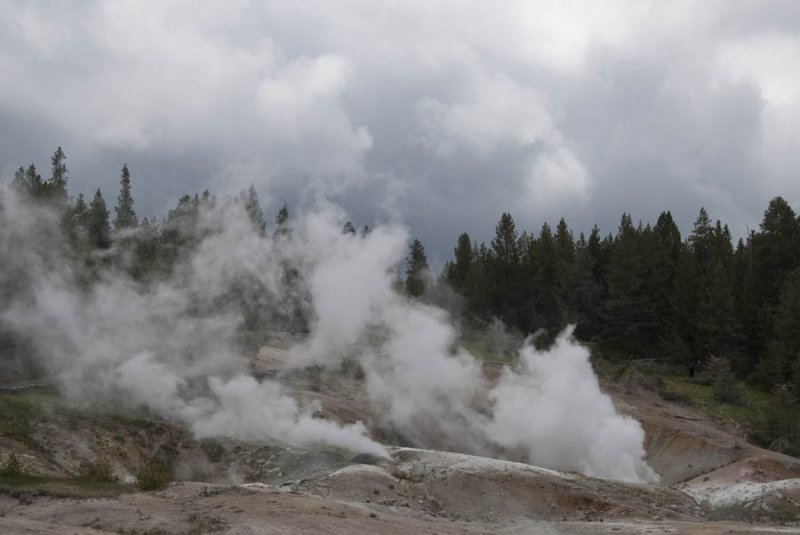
1;345;799;534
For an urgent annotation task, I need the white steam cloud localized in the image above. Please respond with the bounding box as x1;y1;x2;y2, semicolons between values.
0;186;657;482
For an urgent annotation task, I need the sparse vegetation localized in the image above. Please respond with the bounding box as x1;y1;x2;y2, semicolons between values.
78;460;118;482
136;460;171;491
0;472;132;498
1;452;24;476
705;501;800;523
0;393;43;449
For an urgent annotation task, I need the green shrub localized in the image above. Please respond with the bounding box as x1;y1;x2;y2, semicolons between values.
135;460;170;491
0;452;24;476
78;460;118;482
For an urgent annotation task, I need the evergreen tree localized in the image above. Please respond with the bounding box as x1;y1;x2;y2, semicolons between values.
688;207;713;265
130;217;161;281
11;166;26;192
747;197;800;372
73;193;89;229
342;221;356;235
275;203;289;237
444;232;473;295
654;211;682;261
601;214;663;355
87;189;112;249
405;239;431;298
488;212;522;326
572;227;604;340
765;268;800;384
28;164;45;197
113;164;138;232
241;185;265;235
491;212;519;266
49;147;68;201
528;222;567;334
693;257;738;360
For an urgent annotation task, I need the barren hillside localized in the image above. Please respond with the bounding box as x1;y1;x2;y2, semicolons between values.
1;346;799;534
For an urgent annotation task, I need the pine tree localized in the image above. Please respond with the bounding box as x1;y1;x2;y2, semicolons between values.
405;239;431;298
491;213;519;267
688;207;713;265
342;221;356;235
73;193;89;229
444;232;473;295
765;268;800;384
654;211;682;261
87;188;112;249
11;166;26;192
14;164;44;197
275;203;289;237
528;222;567;334
554;218;576;321
113;164;138;232
49;147;68;201
572;227;604;340
748;197;800;372
693;258;738;359
240;185;265;235
488;212;522;326
601;214;663;355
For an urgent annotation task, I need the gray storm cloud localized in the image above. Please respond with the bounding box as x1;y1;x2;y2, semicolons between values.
2;1;799;258
0;187;656;482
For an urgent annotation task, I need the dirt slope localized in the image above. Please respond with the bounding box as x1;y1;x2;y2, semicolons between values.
2;347;800;533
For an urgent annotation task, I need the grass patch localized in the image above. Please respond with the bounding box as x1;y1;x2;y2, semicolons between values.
0;473;133;498
78;460;118;482
0;389;59;449
635;362;771;420
627;360;800;453
458;337;517;364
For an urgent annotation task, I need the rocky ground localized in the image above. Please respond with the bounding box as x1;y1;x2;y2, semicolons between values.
0;343;799;534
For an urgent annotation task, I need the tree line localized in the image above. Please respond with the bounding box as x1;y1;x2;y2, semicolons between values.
9;148;798;393
407;198;800;398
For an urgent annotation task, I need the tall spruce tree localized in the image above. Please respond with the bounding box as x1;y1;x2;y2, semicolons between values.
241;185;265;235
49;147;68;202
748;197;800;374
444;232;473;296
765;268;800;384
275;203;289;237
405;239;431;298
572;227;605;340
73;193;89;229
529;222;567;334
488;212;522;325
113;164;138;231
87;188;112;249
601;214;661;355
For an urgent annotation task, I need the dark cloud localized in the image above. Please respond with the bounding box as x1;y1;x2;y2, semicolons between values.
1;1;799;263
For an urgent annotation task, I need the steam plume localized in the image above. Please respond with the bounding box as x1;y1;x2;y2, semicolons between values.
0;187;657;482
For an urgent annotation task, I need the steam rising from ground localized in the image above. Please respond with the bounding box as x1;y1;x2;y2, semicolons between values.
0;188;656;483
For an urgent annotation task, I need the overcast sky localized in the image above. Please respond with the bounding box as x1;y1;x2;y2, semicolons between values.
1;1;799;263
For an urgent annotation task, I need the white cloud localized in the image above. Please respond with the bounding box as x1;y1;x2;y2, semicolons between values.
416;73;558;157
255;54;373;182
717;32;800;107
527;146;591;208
